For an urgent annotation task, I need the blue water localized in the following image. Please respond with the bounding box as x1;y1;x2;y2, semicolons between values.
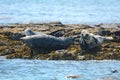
0;0;120;25
0;59;120;80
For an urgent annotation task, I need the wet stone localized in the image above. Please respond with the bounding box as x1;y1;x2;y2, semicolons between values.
1;49;15;56
12;33;25;40
49;29;65;37
97;30;111;36
111;69;118;73
113;31;120;36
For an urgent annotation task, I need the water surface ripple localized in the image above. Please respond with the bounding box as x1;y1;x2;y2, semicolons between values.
0;59;120;80
0;0;120;24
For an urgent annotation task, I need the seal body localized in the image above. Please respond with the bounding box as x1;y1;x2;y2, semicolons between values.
79;30;105;50
21;29;74;51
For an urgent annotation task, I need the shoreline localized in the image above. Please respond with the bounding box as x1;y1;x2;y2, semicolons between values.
0;22;120;28
0;22;120;60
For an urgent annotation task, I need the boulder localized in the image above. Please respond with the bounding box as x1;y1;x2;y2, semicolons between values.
112;31;120;36
112;31;120;42
49;21;62;25
49;29;65;37
97;30;111;36
1;49;15;56
12;33;25;40
66;75;80;79
112;36;120;42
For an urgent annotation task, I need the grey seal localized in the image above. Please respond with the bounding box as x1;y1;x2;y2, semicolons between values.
21;29;74;51
79;30;113;50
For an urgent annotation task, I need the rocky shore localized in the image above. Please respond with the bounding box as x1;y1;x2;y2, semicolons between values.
0;22;120;60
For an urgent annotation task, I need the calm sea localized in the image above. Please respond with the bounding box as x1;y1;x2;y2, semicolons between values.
0;59;120;80
0;0;120;25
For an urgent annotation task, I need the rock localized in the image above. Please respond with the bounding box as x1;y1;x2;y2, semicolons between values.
80;25;94;29
103;43;114;48
112;36;120;42
97;30;111;36
111;69;118;73
0;23;120;60
1;49;15;56
0;43;5;46
3;31;13;37
49;21;63;26
116;46;120;48
112;31;120;36
49;21;62;25
98;23;120;28
66;75;80;79
49;29;65;37
117;25;120;28
77;56;85;60
95;23;103;27
12;33;25;40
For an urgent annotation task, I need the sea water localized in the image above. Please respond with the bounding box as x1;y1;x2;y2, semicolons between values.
0;0;120;25
0;59;120;80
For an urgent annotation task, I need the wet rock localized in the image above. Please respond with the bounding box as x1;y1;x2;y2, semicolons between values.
80;25;94;29
95;23;103;27
112;36;120;42
12;33;25;40
116;46;120;48
50;50;76;60
66;75;80;79
98;23;120;28
49;50;66;60
97;30;111;36
112;31;120;36
0;43;5;46
3;31;13;37
49;21;62;24
1;49;15;56
49;21;63;26
103;43;113;48
77;55;85;60
111;69;118;73
49;29;65;37
1;23;120;60
117;25;120;28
